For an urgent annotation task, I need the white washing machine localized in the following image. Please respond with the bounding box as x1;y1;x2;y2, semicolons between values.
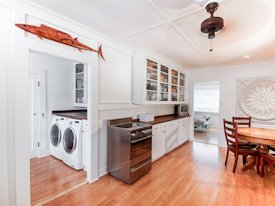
62;119;84;170
49;116;67;160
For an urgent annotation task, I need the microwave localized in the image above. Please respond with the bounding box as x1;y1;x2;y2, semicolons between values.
175;104;189;116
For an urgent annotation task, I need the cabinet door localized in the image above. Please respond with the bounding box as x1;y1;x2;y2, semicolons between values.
178;118;189;145
171;69;179;102
183;118;190;142
179;72;185;102
177;120;184;145
74;64;88;107
165;121;178;152
152;124;166;161
145;59;158;102
159;65;169;102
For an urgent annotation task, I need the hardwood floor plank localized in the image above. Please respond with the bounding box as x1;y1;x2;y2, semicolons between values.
45;142;275;206
30;155;87;205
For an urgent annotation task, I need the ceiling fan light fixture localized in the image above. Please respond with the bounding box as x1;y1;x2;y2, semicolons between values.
208;28;215;39
201;2;224;40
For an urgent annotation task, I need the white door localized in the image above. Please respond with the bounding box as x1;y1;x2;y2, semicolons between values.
30;70;47;158
30;74;40;158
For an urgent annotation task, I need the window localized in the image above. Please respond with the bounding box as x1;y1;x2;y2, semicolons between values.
194;82;220;113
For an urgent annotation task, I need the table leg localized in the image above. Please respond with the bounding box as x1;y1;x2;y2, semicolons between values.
241;145;268;172
241;156;256;171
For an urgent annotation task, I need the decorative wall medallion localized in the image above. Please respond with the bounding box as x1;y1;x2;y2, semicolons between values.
238;77;275;121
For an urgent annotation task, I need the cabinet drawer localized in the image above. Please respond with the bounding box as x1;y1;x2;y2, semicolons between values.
153;125;161;130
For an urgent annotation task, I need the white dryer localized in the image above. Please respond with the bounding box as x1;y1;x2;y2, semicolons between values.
49;116;67;160
62;119;84;170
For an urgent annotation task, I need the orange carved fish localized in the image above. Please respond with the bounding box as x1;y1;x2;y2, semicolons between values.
15;23;105;60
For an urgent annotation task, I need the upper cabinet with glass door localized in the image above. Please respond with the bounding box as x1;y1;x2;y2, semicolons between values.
171;69;179;102
132;50;187;105
146;59;158;102
179;73;185;102
159;65;169;102
73;63;88;107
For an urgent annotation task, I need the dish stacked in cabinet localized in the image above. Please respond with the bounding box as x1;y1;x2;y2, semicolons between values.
132;50;186;104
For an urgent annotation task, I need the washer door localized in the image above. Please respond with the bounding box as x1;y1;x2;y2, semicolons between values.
50;124;61;147
63;127;77;154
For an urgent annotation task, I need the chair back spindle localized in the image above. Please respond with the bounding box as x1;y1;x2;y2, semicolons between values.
232;117;251;127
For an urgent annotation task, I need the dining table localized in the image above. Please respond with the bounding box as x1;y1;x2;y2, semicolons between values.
238;127;275;172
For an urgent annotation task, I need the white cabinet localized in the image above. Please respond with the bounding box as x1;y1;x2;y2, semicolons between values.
151;117;190;161
73;63;88;107
152;124;166;161
132;50;186;105
177;118;190;146
165;120;178;152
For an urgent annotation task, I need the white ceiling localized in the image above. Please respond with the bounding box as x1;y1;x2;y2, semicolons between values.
27;0;275;69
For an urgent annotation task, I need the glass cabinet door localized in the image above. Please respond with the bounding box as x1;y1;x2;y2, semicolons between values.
160;65;169;102
171;69;178;101
179;73;185;102
146;59;158;102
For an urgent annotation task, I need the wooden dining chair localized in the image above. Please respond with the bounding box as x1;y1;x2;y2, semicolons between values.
232;116;257;164
224;119;260;173
260;154;275;177
232;116;251;127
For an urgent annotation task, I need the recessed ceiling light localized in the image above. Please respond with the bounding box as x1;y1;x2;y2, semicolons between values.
244;55;250;59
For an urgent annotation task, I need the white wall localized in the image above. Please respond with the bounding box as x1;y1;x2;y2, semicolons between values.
0;3;12;205
99;45;132;103
189;61;275;146
29;52;76;156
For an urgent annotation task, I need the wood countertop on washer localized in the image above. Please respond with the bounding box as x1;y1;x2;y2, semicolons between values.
138;114;191;125
52;110;87;120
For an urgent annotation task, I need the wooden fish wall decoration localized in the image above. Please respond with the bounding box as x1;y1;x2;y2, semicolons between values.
15;23;105;60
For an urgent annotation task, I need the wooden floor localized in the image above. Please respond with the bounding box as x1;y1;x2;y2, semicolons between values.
45;142;275;206
194;126;219;145
31;155;87;205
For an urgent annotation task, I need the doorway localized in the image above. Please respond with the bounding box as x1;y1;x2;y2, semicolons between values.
29;51;88;205
192;82;220;145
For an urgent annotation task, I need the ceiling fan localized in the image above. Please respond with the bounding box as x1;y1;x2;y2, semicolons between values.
153;0;225;51
201;1;224;51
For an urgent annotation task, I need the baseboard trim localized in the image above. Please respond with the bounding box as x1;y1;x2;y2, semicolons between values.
98;166;107;177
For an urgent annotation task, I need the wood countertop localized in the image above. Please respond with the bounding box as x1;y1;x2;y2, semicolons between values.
139;114;191;125
52;110;87;120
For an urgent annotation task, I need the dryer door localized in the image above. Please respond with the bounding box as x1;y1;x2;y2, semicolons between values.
50;124;61;147
63;127;77;154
